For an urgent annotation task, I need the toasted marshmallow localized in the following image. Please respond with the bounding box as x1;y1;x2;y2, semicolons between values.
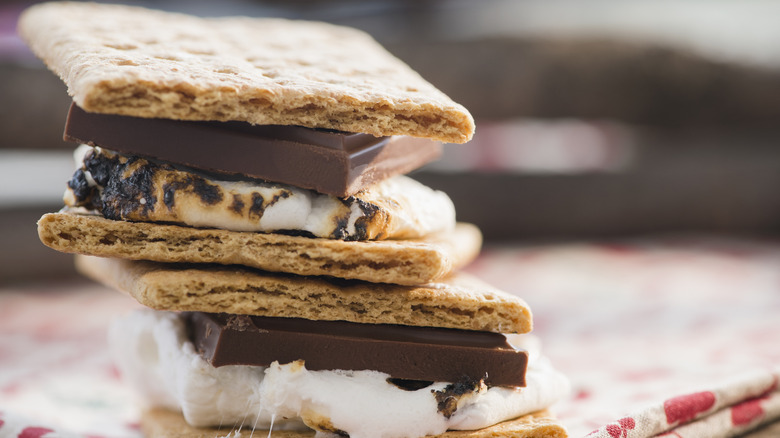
66;145;455;241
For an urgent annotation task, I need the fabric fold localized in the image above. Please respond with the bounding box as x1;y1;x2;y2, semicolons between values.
586;368;780;438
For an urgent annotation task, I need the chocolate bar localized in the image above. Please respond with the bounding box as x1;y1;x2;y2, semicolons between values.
187;312;528;387
64;103;442;196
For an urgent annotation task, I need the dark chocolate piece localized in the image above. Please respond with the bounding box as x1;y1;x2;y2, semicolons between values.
187;312;528;387
64;103;441;196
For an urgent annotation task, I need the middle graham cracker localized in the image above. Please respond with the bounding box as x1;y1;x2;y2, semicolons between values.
76;256;532;334
38;212;482;285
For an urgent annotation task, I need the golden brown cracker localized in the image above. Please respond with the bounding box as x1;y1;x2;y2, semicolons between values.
18;2;474;143
75;255;532;334
38;212;481;285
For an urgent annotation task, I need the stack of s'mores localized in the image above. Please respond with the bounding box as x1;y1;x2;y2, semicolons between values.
21;3;569;437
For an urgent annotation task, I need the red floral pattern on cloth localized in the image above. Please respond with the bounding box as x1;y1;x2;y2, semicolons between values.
0;409;79;438
663;392;717;425
0;283;142;438
464;237;780;437
731;397;766;427
605;417;635;437
2;237;780;437
19;427;55;438
586;369;780;438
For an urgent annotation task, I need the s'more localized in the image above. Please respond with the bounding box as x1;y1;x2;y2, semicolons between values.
20;2;569;437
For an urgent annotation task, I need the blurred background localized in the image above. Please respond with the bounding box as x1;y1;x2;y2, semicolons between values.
2;0;780;283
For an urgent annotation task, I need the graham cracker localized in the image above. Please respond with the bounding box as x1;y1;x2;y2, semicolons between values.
18;2;474;143
38;212;481;285
141;408;567;438
75;255;532;334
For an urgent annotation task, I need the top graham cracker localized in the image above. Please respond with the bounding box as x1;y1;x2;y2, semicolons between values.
18;2;475;143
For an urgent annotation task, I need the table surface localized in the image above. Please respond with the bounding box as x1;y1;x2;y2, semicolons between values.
1;235;779;437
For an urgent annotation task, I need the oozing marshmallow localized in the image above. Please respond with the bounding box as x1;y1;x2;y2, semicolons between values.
109;309;569;438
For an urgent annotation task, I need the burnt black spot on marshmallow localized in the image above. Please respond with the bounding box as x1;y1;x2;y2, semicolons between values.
333;196;378;241
247;190;291;220
330;216;350;240
230;194;245;214
100;158;158;220
190;175;223;205
330;197;355;240
432;376;484;419
248;192;264;218
162;181;177;209
82;149;120;187
161;173;222;210
353;198;379;239
67;168;98;206
266;190;291;207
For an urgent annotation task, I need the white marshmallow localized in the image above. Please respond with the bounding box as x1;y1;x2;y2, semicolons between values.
110;310;569;438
